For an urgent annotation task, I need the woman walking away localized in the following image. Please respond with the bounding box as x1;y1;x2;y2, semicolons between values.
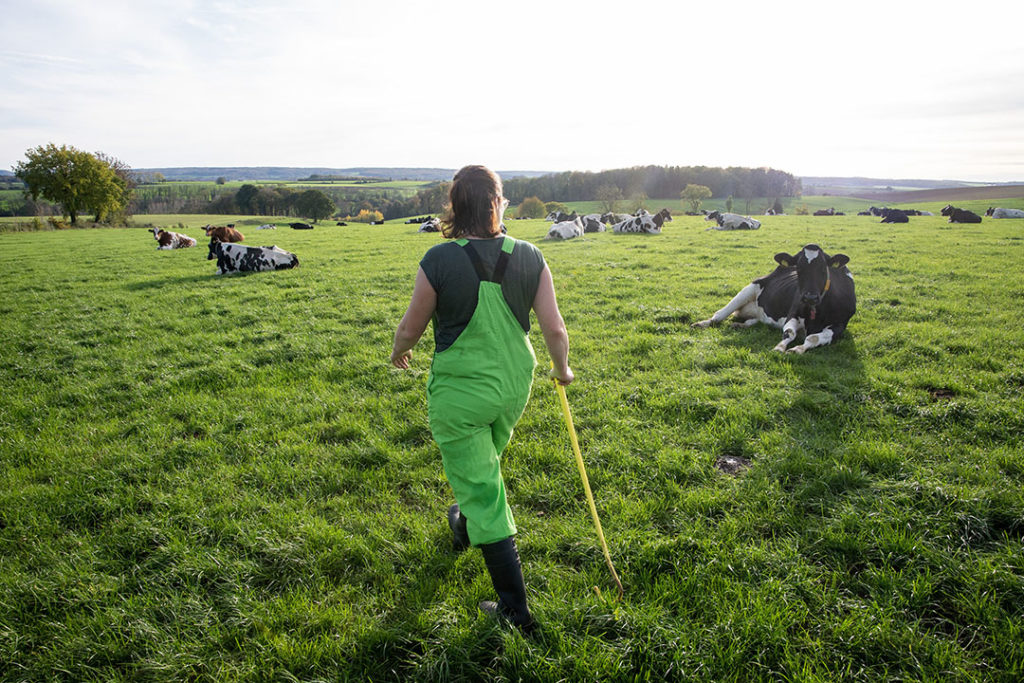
390;165;573;632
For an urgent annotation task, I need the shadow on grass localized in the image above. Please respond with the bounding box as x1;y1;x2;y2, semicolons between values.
125;273;216;290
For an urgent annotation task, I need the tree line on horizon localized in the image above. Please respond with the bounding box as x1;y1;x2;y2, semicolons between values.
7;143;801;223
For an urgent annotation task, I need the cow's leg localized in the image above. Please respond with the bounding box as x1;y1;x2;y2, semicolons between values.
773;318;802;352
692;283;759;328
731;317;761;328
788;327;835;354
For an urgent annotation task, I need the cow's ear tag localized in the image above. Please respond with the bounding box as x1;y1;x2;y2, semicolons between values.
774;252;793;267
830;254;850;268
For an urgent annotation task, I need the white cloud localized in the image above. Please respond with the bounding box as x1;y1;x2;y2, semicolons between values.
2;0;1023;181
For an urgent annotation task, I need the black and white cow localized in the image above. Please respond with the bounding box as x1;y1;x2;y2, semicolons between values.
602;212;632;224
612;208;672;234
581;214;606;233
207;239;299;275
545;217;585;240
546;211;578;223
418;217;441;232
153;227;197;249
692;244;856;353
986;207;1024;218
256;223;277;230
703;210;761;231
940;204;982;224
290;222;314;230
879;208;909;223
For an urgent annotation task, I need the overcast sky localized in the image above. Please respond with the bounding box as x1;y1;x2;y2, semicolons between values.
2;0;1022;182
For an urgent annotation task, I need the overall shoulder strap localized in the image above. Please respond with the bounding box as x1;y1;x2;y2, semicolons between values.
460;240;490;282
492;237;516;284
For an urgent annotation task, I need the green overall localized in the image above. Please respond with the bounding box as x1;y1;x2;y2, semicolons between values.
427;237;537;547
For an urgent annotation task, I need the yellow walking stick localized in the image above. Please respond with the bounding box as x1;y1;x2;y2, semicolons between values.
552;368;624;599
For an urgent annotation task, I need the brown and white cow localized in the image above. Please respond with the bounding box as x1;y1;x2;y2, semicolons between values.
152;227;197;249
204;225;245;242
693;244;856;353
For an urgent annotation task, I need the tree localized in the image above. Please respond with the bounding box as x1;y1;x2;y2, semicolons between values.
294;189;336;222
93;151;135;221
771;198;784;214
515;196;546;219
680;184;712;214
595;184;623;213
14;143;129;224
726;195;734;212
216;177;226;185
235;184;259;214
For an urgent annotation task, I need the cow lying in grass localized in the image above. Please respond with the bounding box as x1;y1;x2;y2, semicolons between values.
703;210;761;231
613;209;672;234
207;239;299;275
152;227;197;249
204;225;244;242
941;205;982;224
693;244;856;353
545;217;584;240
986;207;1024;218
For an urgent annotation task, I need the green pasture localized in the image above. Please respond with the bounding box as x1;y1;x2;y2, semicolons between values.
1;214;1023;680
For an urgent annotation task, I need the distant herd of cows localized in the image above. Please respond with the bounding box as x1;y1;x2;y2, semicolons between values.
149;205;1020;352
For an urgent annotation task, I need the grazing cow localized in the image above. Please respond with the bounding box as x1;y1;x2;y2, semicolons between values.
204;225;245;242
693;244;856;353
152;227;197;249
418;217;441;232
257;223;277;230
336;221;348;226
813;208;835;216
545;217;585;240
857;210;872;216
703;210;761;231
207;239;299;275
290;222;314;229
986;207;1024;218
879;208;909;223
612;208;671;234
940;204;982;224
581;214;606;233
765;208;784;215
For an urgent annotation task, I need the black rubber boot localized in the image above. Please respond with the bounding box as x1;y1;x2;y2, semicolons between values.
479;537;535;633
447;504;470;551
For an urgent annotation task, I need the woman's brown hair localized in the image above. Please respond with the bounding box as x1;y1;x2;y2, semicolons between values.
441;165;504;239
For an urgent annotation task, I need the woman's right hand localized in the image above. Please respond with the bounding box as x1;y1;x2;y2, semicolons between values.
549;365;574;386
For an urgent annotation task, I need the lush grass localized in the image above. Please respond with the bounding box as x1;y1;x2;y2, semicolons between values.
1;215;1023;681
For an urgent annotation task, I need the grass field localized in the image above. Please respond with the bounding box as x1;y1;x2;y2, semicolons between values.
1;213;1023;680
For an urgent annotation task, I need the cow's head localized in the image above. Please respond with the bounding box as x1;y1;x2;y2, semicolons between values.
775;245;850;316
703;210;721;222
207;237;224;260
657;209;672;222
940;204;955;216
152;227;162;240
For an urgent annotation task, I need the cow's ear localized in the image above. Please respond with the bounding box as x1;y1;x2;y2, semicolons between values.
774;252;794;267
830;253;850;268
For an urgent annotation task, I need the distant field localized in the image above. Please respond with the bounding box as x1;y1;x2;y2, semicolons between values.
851;185;1024;203
2;215;1022;680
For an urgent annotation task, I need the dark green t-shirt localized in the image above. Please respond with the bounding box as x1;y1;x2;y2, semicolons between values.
420;237;546;352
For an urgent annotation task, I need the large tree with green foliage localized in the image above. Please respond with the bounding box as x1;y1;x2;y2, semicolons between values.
680;184;712;214
294;189;336;222
14;144;130;224
514;196;546;219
